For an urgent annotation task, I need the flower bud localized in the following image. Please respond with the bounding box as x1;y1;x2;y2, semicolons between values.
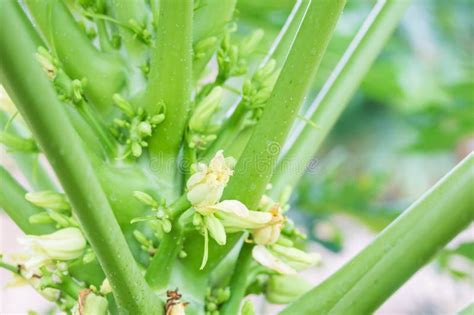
189;87;223;132
29;212;53;225
265;274;312;304
271;244;321;269
138;121;152;137
113;94;135;118
239;29;264;57
133;191;158;207
252;245;296;275
194;36;218;60
150;113;165;125
205;214;226;245
25;191;70;211
19;227;86;269
100;278;112;295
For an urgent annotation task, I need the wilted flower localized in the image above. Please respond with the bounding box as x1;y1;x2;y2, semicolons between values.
18;227;86;270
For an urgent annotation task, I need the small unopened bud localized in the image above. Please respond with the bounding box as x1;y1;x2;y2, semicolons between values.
131;141;142;157
189;87;223;132
205;215;226;246
0;131;38;152
25;191;70;211
239;29;264;57
150;114;165;126
29;212;54;225
113;94;135;118
138;121;152;137
100;278;112;295
194;36;218;60
265;274;312;304
133;191;158;207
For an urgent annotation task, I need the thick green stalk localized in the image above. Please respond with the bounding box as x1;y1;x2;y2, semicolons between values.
281;153;474;314
205;0;310;159
144;0;193;200
224;0;346;208
145;224;184;289
0;3;160;314
0;166;55;235
25;0;126;114
220;243;254;315
271;0;412;197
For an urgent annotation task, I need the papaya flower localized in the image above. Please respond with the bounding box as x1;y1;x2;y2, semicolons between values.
18;227;86;271
252;204;285;245
252;244;320;275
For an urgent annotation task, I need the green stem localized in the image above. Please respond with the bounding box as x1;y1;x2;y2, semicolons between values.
0;166;56;235
145;224;184;290
0;3;160;314
25;0;126;114
281;153;474;314
145;196;190;289
271;0;412;197
220;243;254;315
224;0;346;208
144;0;193;200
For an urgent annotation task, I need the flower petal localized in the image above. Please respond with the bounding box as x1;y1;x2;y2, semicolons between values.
210;200;249;217
252;245;296;275
205;215;227;246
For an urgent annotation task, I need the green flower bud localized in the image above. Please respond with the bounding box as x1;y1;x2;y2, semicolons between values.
189;87;223;132
161;219;172;233
113;94;135;118
205;214;226;245
0;131;38;152
133;191;158;207
265;274;312;304
138;121;152;137
194;36;218;60
133;230;150;247
131;141;143;157
150;113;165;125
239;29;264;57
25;191;70;211
29;212;54;225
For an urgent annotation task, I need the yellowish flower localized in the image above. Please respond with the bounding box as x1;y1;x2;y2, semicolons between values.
252;204;284;245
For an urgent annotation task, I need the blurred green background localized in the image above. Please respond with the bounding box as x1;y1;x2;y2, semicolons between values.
236;0;474;282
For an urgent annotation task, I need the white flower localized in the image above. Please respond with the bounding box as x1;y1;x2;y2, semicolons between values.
18;227;86;270
252;204;284;245
100;278;112;295
186;150;235;208
252;244;320;275
252;245;296;275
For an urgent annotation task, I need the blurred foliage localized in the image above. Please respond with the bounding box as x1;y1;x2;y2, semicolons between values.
437;242;474;282
236;0;473;254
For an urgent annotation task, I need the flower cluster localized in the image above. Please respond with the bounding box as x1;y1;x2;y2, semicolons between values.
186;150;273;268
112;94;165;158
186;150;320;275
186;87;223;151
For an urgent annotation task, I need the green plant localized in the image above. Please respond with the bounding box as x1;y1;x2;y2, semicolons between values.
0;0;472;315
